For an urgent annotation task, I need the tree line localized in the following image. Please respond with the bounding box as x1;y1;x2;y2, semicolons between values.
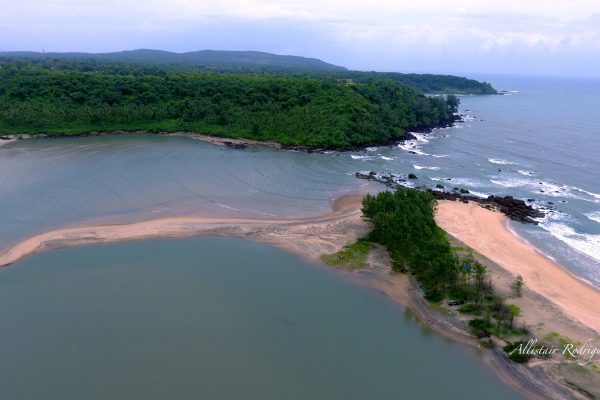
0;61;460;149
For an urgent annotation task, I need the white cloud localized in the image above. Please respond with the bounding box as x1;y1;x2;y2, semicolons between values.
1;0;599;75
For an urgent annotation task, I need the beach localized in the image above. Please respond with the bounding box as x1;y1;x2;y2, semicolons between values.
1;194;598;397
0;194;368;268
436;200;600;336
3;195;599;341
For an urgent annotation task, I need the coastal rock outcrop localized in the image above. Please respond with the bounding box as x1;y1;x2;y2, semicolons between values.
354;171;545;224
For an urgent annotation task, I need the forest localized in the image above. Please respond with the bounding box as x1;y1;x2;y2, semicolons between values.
0;61;460;149
362;188;529;347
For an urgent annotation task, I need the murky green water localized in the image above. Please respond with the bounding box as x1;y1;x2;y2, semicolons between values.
0;238;522;399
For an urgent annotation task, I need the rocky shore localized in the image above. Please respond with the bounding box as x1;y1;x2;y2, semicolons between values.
355;171;545;224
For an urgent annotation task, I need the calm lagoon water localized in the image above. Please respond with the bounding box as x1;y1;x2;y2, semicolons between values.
0;238;522;399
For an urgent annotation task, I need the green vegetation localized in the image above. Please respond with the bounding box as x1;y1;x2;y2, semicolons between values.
0;50;497;94
0;61;460;149
362;188;458;294
503;342;531;363
511;274;524;297
320;238;372;270
361;188;530;347
0;49;347;72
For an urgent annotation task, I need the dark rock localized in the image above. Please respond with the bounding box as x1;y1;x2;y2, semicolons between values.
408;173;418;180
459;188;470;194
435;184;444;189
224;141;247;150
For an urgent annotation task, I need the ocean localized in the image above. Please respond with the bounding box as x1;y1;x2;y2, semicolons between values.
0;75;597;286
0;74;596;398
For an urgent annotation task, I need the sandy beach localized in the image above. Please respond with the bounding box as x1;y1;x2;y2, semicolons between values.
1;195;598;397
3;195;600;340
0;194;368;267
436;200;600;335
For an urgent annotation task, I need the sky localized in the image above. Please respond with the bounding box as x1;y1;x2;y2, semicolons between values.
1;0;599;77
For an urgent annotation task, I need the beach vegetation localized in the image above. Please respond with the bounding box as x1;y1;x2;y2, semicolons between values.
362;187;535;356
511;274;524;297
320;237;372;270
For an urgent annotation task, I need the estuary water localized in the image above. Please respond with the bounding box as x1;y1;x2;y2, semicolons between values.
0;238;521;399
0;75;598;284
0;74;597;398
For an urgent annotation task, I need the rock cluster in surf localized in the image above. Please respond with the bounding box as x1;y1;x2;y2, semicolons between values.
355;171;545;224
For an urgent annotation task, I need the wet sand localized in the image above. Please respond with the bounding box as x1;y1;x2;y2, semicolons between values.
0;194;591;398
0;194;368;267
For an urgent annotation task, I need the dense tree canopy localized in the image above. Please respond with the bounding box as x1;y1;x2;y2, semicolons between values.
0;62;460;149
362;188;459;292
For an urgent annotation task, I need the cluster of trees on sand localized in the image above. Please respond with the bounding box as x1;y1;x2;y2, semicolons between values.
0;61;460;149
362;188;528;351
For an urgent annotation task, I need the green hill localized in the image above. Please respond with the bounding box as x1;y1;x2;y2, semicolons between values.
0;49;496;94
0;63;460;149
0;49;347;72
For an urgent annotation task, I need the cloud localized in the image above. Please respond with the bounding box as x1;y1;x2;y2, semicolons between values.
0;0;599;76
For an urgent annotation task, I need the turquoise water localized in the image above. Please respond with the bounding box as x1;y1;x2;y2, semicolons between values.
0;238;522;399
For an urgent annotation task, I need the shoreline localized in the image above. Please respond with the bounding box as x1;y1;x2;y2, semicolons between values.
0;195;595;398
0;114;462;153
435;200;600;336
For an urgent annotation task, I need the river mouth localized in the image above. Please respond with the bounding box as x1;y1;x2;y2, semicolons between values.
0;237;522;399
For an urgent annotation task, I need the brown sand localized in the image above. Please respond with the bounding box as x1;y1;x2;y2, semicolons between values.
435;200;600;335
1;194;595;398
0;194;368;267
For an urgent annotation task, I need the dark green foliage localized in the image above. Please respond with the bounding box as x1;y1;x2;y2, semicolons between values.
469;318;493;338
503;342;531;363
361;188;458;292
511;275;524;297
0;51;497;94
0;49;347;72
425;290;445;303
0;61;460;149
458;303;483;315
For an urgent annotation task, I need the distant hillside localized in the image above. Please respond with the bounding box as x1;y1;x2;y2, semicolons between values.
0;49;347;72
0;49;496;94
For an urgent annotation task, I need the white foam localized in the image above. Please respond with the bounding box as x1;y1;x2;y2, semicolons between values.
380;156;394;161
432;154;449;158
366;147;378;152
411;132;430;143
350;155;372;160
413;165;440;170
517;170;535;176
586;211;600;224
539;222;600;263
397;142;430;156
573;187;600;200
488;158;518;165
468;190;490;199
491;176;600;202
